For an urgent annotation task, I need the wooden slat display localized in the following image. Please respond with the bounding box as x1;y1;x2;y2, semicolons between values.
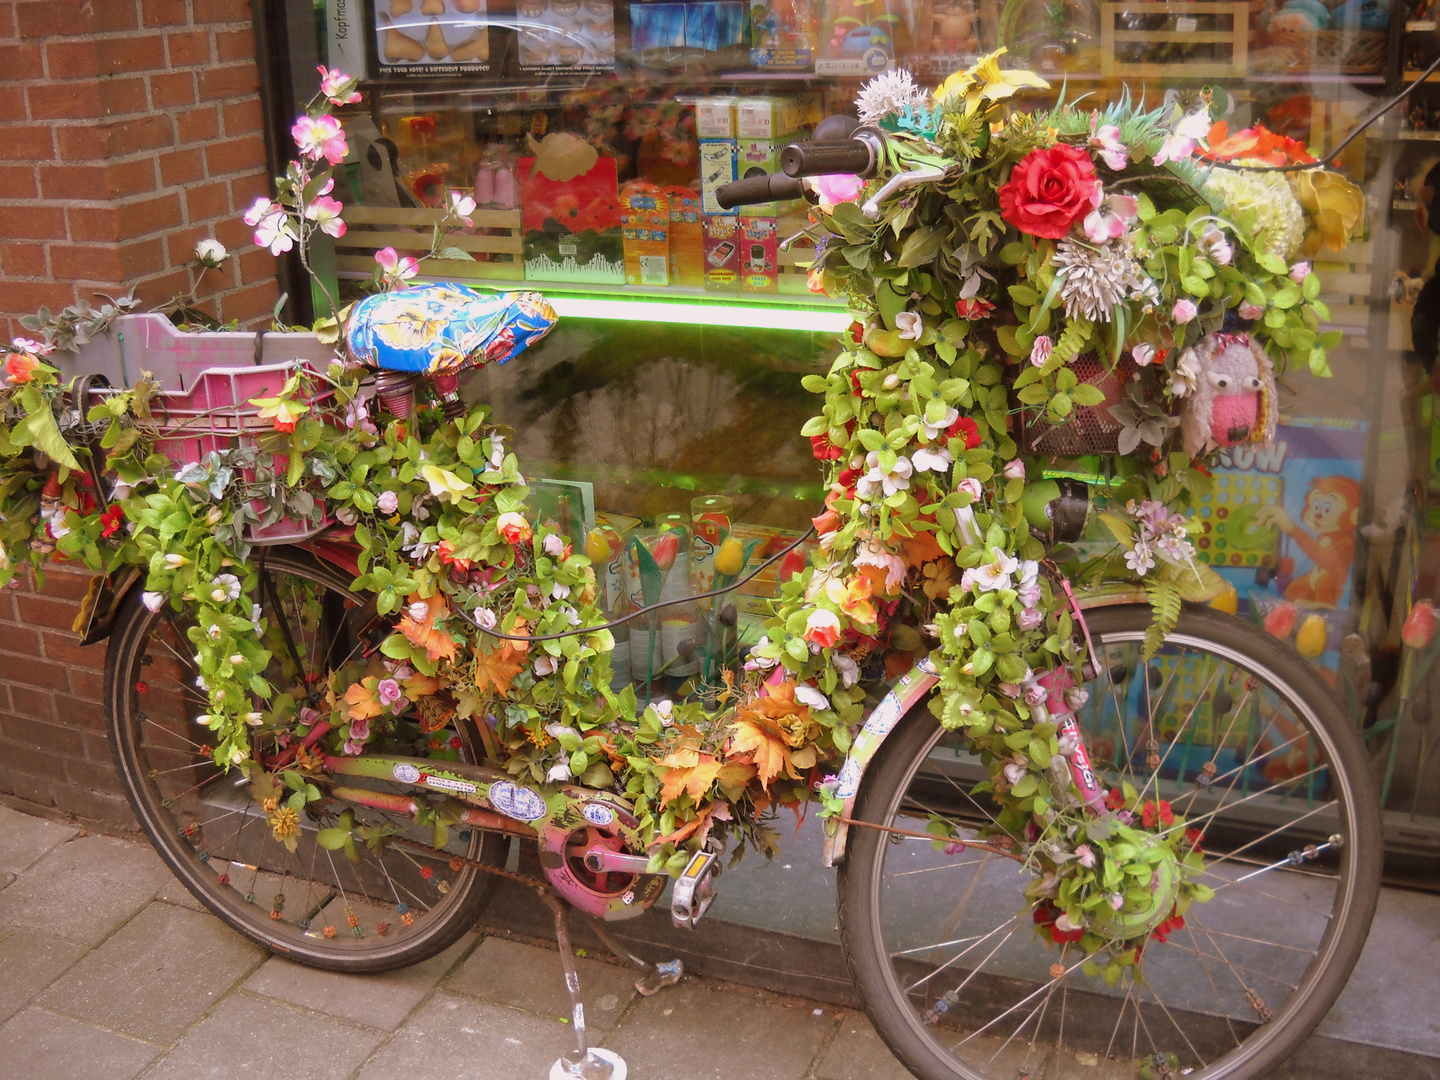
1100;2;1250;78
334;205;524;282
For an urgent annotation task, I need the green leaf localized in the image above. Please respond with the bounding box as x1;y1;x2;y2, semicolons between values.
316;827;351;850
1008;284;1040;306
21;406;82;469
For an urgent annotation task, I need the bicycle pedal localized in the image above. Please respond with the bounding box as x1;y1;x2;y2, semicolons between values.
670;847;721;929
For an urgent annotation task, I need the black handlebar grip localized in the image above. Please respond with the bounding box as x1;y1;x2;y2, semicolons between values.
715;171;793;210
779;138;874;179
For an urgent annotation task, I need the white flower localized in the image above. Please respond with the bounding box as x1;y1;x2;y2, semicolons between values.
856;451;913;499
1132;343;1156;366
894;311;923;341
833;654;859;688
551;581;571;600
1075;844;1096;868
654;698;674;719
473;607;497;630
141;591;165;613
1124;538;1156;575
1089;121;1128;170
543;533;566;558
376;490;398;515
547;759;572;783
953;506;979;547
1055;912;1084;933
164;553;189;569
488;435;506;469
534;655;558;677
911;446;952;473
973;547;1019;592
1053;236;1147;322
407;601;430;623
229;653;245;665
921;405;959;442
243;711;264;726
1172;298;1198;324
855;68;929;125
194;239;227;267
206;624;222;639
334;505;357;526
1151;109;1211;166
1169;349;1201;397
1289;261;1311;283
210;573;241;603
1003;762;1027;785
1199;224;1233;266
794;684;831;711
1017;607;1044;631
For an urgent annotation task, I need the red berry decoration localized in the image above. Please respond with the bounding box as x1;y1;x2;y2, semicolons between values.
420;865;434;880
135;681;149;694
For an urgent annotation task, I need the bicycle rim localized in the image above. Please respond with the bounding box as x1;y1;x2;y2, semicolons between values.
105;547;500;972
839;604;1381;1080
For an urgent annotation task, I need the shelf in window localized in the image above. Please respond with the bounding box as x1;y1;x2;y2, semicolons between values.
1404;69;1440;81
1400;130;1440;140
1408;19;1437;30
1394;199;1419;211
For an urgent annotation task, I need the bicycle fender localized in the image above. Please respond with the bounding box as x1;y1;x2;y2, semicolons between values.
822;656;939;867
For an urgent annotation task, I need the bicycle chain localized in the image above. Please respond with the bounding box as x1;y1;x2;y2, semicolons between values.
388;830;553;892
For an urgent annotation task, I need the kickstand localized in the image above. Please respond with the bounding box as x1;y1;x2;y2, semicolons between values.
540;890;628;1080
584;913;684;997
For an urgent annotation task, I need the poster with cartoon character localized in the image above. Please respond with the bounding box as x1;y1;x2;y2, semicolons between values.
1193;417;1367;673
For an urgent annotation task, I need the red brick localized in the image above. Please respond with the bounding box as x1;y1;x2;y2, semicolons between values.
165;224;207;265
51;236;165;282
237;245;274;283
204;135;264;176
228;170;268;206
56;114;173;160
0;741;66;778
149;70;194;108
0;164;36;198
43;39;101;78
0;278;75;312
40;157;155;200
0;43;44;79
40;631;105;670
0;622;40;655
0;83;26;123
211;215;250;252
220;98;261;137
176;105;219;144
166;29;211;66
142;0;188;27
66;756;119;790
193;0;252;22
159;146;204;186
133;266;193;308
34;567;98;600
1;713;85;755
14;591;80;630
67;668;104;701
214;26;254;62
28;77;147;120
185;179;228;220
68;192;184;246
0;241;45;276
4;654;70;692
15;0;138;37
0;204;66;239
197;63;256;101
0;124;54;162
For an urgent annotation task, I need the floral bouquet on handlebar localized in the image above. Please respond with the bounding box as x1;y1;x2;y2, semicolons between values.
0;57;1361;966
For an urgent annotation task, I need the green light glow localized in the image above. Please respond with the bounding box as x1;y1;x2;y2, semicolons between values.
548;295;851;333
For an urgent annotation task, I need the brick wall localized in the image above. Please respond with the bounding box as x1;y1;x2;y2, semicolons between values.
0;0;281;342
0;0;281;829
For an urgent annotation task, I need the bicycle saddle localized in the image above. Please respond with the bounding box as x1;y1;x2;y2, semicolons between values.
345;283;557;375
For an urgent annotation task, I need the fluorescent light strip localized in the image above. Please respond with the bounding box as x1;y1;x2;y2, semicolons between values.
548;295;851;333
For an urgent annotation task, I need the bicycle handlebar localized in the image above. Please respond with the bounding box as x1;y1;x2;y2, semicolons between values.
779;136;878;179
714;170;809;210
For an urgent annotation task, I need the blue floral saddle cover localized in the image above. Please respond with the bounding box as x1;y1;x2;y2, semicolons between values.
345;284;557;374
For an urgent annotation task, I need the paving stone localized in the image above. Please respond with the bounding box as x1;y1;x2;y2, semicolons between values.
0;1007;158;1080
816;1015;914;1080
0;932;89;1025
0;807;77;880
445;935;639;1031
604;977;830;1080
356;991;571;1080
143;993;382;1080
0;834;173;947
244;933;476;1031
39;900;265;1042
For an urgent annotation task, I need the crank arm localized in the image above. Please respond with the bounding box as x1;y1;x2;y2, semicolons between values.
580;848;654;875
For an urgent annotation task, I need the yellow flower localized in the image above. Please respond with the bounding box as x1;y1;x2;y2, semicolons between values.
268;806;300;851
419;465;475;503
934;48;1049;114
714;537;745;577
1290;169;1364;255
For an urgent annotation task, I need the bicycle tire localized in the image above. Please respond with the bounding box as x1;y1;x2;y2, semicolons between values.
105;546;503;972
838;603;1382;1080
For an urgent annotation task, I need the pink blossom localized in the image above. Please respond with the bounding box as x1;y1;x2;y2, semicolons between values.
377;490;398;514
377;678;402;706
1289;261;1311;283
375;246;418;287
12;336;52;356
1076;844;1096;868
1029;335;1053;368
1172;298;1198;324
1082;188;1138;244
349;716;371;742
1089;121;1128;170
1151;110;1211;166
304;194;347;238
1132;343;1156;366
956;477;984;502
1002;458;1026;481
251;208;295;256
811;173;866;210
291;114;348;165
317;65;361;106
243;197;276;226
448;190;476;227
1238;301;1265;320
1017;607;1044;631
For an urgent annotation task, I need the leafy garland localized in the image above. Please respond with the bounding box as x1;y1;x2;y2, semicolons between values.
0;58;1358;967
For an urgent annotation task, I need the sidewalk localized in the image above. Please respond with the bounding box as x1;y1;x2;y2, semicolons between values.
0;802;1437;1080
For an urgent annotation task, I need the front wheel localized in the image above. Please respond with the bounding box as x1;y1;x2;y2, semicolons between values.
837;603;1381;1080
104;546;503;972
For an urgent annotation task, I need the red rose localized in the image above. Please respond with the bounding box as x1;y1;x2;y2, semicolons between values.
810;433;844;460
955;297;995;320
998;145;1099;240
946;415;981;450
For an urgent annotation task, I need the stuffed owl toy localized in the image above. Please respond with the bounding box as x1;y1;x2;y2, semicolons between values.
1178;332;1277;456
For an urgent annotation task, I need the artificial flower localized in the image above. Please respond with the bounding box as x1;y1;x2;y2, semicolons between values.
1132;343;1156;366
1199;224;1233;266
1082;189;1138;244
291;114;348;165
375;246;419;288
1053;237;1147;322
911;446;952;473
955;296;996;319
194;239;227;267
209;573;242;603
947;415;982;449
141;591;166;613
317;65;362;106
1029;335;1053;367
997;144;1098;240
449;190;476;227
1151;109;1212;166
855;451;913;499
1290;169;1364;255
1089;120;1127;170
1172;298;1198;324
803;608;841;648
497;511;532;545
4;351;39;383
304;192;347;238
856;68;930;124
811;173;866;211
1238;301;1265;320
99;504;124;538
376;490;398;515
419;465;474;503
972;547;1019;592
894;311;923;340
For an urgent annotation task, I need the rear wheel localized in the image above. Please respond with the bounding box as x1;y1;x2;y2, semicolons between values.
105;546;503;972
838;603;1381;1080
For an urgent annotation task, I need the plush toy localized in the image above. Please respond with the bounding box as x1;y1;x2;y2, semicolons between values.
1178;331;1277;455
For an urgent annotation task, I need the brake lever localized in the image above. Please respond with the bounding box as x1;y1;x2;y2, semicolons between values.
861;166;946;221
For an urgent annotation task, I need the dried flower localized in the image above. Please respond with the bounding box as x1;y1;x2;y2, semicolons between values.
1052;237;1146;322
855;68;929;125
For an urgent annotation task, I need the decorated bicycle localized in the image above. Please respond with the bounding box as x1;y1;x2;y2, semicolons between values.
0;60;1381;1080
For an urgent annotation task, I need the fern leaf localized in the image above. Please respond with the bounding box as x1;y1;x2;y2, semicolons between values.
1051;319;1093;366
1144;579;1182;661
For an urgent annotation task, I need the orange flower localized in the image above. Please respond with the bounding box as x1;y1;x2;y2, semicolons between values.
804;608;841;648
839;575;876;626
496;512;531;545
4;351;38;384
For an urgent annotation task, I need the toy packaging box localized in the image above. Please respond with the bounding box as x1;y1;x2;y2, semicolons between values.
703;216;742;291
619;182;671;286
699;138;738;216
369;0;492;77
516;0;616;70
662;185;705;286
519;151;625;283
814;0;900;75
739;216;779;292
749;0;819;68
629;1;748;53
